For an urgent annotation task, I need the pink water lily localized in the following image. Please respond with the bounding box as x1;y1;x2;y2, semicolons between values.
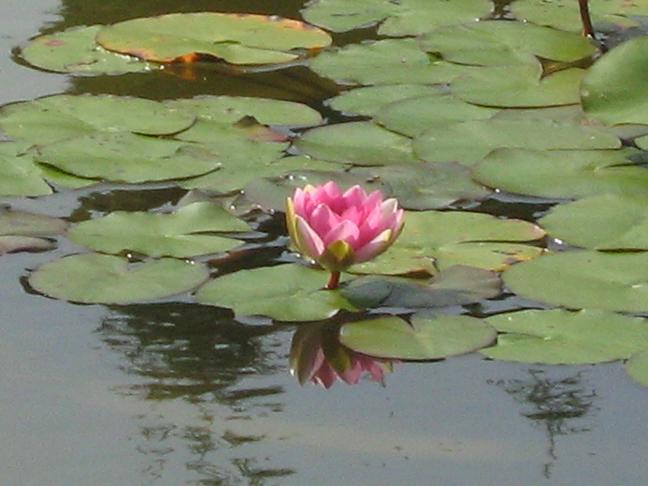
286;181;404;289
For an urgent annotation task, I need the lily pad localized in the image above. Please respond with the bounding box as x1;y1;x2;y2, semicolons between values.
473;148;648;199
29;254;209;304
0;94;196;145
339;314;496;360
296;121;419;165
503;251;648;313
582;37;648;126
342;265;500;309
0;236;55;254
35;132;221;183
540;193;648;250
413;119;620;165
0;208;67;255
626;350;648;388
19;25;156;75
0;143;52;197
96;13;331;65
351;210;545;276
328;85;444;117
195;264;356;321
310;39;478;86
68;201;248;258
481;309;648;364
421;21;596;67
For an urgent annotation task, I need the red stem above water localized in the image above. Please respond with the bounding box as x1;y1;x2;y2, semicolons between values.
326;271;341;290
578;0;595;38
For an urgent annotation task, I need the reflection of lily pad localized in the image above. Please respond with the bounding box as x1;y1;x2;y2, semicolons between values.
342;265;500;308
68;202;248;258
503;251;648;313
196;264;356;321
296;121;419;165
29;254;209;304
626;350;648;388
473;148;648;199
328;85;443;116
97;13;331;65
540;194;648;250
481;309;648;364
339;314;496;360
19;25;155;75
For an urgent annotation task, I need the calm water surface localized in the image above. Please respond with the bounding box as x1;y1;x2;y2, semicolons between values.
1;1;647;485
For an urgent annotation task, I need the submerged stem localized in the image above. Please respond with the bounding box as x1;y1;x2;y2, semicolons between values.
578;0;595;38
326;271;341;290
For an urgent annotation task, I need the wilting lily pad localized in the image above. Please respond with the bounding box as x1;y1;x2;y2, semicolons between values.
29;254;209;304
35;132;221;183
328;85;444;116
310;39;477;86
96;13;331;65
0;94;196;145
296;121;419;165
68;201;248;258
19;25;156;75
342;265;500;308
196;264;356;321
626;350;648;388
540;194;648;250
421;21;595;66
352;210;545;276
414;119;620;165
339;314;496;360
302;0;493;36
481;309;648;364
351;163;490;209
0;208;68;254
503;251;648;313
582;37;648;126
473;148;648;199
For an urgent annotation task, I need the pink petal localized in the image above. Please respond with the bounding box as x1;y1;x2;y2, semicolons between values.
342;185;367;208
295;216;325;258
339;359;364;385
354;228;392;262
313;363;337;389
310;204;342;238
292;189;307;217
341;206;362;226
323;220;360;248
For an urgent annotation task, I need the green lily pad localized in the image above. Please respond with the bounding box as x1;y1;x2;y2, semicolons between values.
375;94;499;137
503;250;648;313
339;314;496;360
540;194;648;250
296;121;419;165
310;39;478;86
421;21;596;66
473;148;648;199
302;0;493;36
481;309;648;364
68;201;248;258
637;135;648;150
626;350;648;388
342;265;500;309
328;85;444;117
0;208;67;255
0;143;52;197
96;13;331;65
582;37;648;126
351;163;490;209
19;25;156;75
195;264;356;321
35;132;221;183
0;94;196;145
351;210;545;276
413;119;620;165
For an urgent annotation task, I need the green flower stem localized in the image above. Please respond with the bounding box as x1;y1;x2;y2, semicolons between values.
326;271;341;290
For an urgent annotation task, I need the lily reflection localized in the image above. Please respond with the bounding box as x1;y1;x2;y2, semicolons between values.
289;322;395;388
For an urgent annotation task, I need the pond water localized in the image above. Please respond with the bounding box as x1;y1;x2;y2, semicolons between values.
2;1;648;485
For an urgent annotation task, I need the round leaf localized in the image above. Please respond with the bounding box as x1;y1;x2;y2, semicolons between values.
0;208;67;237
0;143;52;197
328;85;443;117
626;350;648;388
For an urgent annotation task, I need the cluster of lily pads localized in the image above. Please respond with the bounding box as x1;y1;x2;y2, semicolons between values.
3;2;648;387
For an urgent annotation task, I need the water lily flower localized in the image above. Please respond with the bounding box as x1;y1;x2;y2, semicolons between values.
286;182;404;289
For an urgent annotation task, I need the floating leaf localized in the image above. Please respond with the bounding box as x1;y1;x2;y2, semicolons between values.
19;25;156;75
626;350;648;388
195;264;356;321
339;314;496;360
473;148;648;199
96;13;331;65
421;21;596;66
481;309;648;364
296;121;419;165
0;94;196;144
0;143;52;197
68;202;247;258
0;236;54;254
540;194;648;250
328;85;444;116
582;37;648;126
29;254;209;304
35;132;221;183
413;119;620;165
0;208;67;255
342;265;500;309
503;251;648;313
